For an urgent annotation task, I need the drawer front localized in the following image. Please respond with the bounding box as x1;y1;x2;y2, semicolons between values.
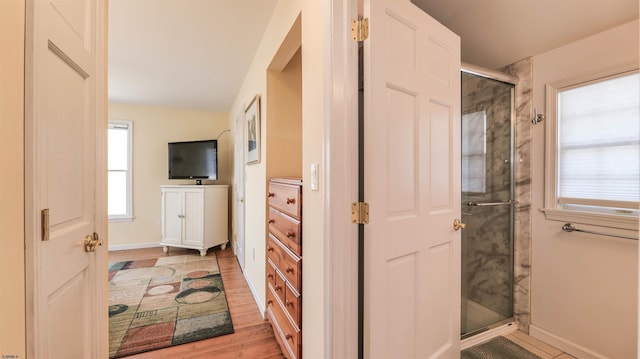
268;182;301;219
268;208;301;256
274;270;286;304
266;259;277;288
267;234;301;292
267;287;301;359
285;283;301;329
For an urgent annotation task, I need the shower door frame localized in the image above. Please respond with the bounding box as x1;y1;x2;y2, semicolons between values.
460;63;519;340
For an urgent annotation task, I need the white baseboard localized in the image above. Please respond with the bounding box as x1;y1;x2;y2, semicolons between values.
461;322;518;350
107;242;161;251
529;325;606;359
243;269;265;319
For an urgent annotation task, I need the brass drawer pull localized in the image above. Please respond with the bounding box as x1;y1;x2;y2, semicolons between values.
286;300;294;307
285;334;293;340
286;267;294;273
268;192;275;197
275;285;283;292
267;246;274;252
285;231;295;238
267;273;274;278
268;219;275;224
286;197;295;204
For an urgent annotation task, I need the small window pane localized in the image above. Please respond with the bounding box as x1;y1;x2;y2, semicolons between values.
108;171;127;216
108;127;129;171
462;111;487;193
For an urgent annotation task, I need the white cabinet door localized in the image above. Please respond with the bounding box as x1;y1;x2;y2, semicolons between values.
363;0;461;357
183;189;205;247
162;188;182;245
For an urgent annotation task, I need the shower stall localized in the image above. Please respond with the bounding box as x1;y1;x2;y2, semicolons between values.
460;67;517;338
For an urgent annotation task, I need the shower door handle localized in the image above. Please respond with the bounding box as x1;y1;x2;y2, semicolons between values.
453;219;466;231
466;199;518;207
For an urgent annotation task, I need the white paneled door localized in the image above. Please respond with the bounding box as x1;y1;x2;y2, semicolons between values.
25;0;107;358
363;0;461;358
234;111;246;269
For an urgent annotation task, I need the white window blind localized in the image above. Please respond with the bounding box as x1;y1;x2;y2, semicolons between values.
557;72;639;210
108;121;133;220
461;111;487;193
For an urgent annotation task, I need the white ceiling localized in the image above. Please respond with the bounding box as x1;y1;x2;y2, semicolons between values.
108;0;278;112
412;0;639;69
108;0;638;112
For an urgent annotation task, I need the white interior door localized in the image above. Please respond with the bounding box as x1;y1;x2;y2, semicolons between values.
234;110;246;269
363;0;461;357
25;0;106;358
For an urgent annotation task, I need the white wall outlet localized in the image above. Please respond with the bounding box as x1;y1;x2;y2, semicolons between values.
311;163;319;191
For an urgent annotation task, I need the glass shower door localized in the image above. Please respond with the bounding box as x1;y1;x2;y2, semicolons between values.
460;72;515;337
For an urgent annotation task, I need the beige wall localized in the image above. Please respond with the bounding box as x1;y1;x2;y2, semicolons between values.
108;104;230;247
0;0;26;357
228;1;327;357
530;20;639;359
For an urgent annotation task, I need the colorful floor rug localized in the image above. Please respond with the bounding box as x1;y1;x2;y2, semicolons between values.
108;254;234;358
461;336;542;359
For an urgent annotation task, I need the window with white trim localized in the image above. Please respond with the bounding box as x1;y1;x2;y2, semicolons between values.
108;120;133;221
544;69;639;228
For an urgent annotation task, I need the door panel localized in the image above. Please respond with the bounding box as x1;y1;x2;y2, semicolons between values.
364;0;461;357
162;189;182;244
27;0;105;357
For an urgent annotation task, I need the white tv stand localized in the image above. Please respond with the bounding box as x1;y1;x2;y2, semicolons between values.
160;185;228;256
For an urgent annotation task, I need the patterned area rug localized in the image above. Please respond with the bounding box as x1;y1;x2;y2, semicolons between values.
461;336;542;359
108;254;234;358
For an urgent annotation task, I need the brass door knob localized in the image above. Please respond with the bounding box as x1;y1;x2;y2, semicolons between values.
453;219;466;231
83;232;102;252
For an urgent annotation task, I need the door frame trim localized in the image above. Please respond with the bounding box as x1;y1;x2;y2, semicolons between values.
325;0;359;357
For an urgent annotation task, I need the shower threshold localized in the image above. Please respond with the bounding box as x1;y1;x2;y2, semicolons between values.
461;320;517;350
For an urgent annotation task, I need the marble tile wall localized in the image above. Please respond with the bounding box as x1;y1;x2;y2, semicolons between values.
503;57;533;333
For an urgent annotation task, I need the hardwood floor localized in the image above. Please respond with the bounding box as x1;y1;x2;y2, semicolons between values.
108;246;285;359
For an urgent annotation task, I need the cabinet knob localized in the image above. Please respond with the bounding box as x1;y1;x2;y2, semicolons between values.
286;267;294;273
267;300;273;305
275;285;283;292
267;273;274;279
268;192;275;198
285;334;293;340
285;231;295;238
267;246;274;252
268;219;275;224
286;300;294;307
286;197;295;204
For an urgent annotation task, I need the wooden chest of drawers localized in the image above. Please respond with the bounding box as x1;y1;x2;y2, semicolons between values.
266;178;302;359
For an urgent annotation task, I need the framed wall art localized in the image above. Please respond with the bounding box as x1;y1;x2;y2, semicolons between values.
245;95;260;164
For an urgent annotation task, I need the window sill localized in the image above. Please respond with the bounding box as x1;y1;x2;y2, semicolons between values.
540;208;639;231
108;217;134;223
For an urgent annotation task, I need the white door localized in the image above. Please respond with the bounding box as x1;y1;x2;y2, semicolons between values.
363;0;461;358
234;110;246;268
25;0;107;358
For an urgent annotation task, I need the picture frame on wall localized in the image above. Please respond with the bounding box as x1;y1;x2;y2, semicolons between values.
245;95;260;164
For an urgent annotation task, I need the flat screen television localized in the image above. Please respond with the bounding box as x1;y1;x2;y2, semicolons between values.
168;140;218;180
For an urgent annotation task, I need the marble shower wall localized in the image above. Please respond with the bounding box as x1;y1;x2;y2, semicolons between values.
461;73;514;321
503;57;533;333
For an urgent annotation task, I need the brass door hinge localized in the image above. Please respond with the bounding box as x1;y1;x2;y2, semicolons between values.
351;18;369;42
41;208;50;241
351;202;369;224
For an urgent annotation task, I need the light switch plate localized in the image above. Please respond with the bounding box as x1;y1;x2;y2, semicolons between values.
311;163;319;191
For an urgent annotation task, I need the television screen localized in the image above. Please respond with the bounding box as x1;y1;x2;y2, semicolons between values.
168;140;218;180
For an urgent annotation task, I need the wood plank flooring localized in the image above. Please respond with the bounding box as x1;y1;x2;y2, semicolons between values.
504;331;575;359
108;246;285;359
